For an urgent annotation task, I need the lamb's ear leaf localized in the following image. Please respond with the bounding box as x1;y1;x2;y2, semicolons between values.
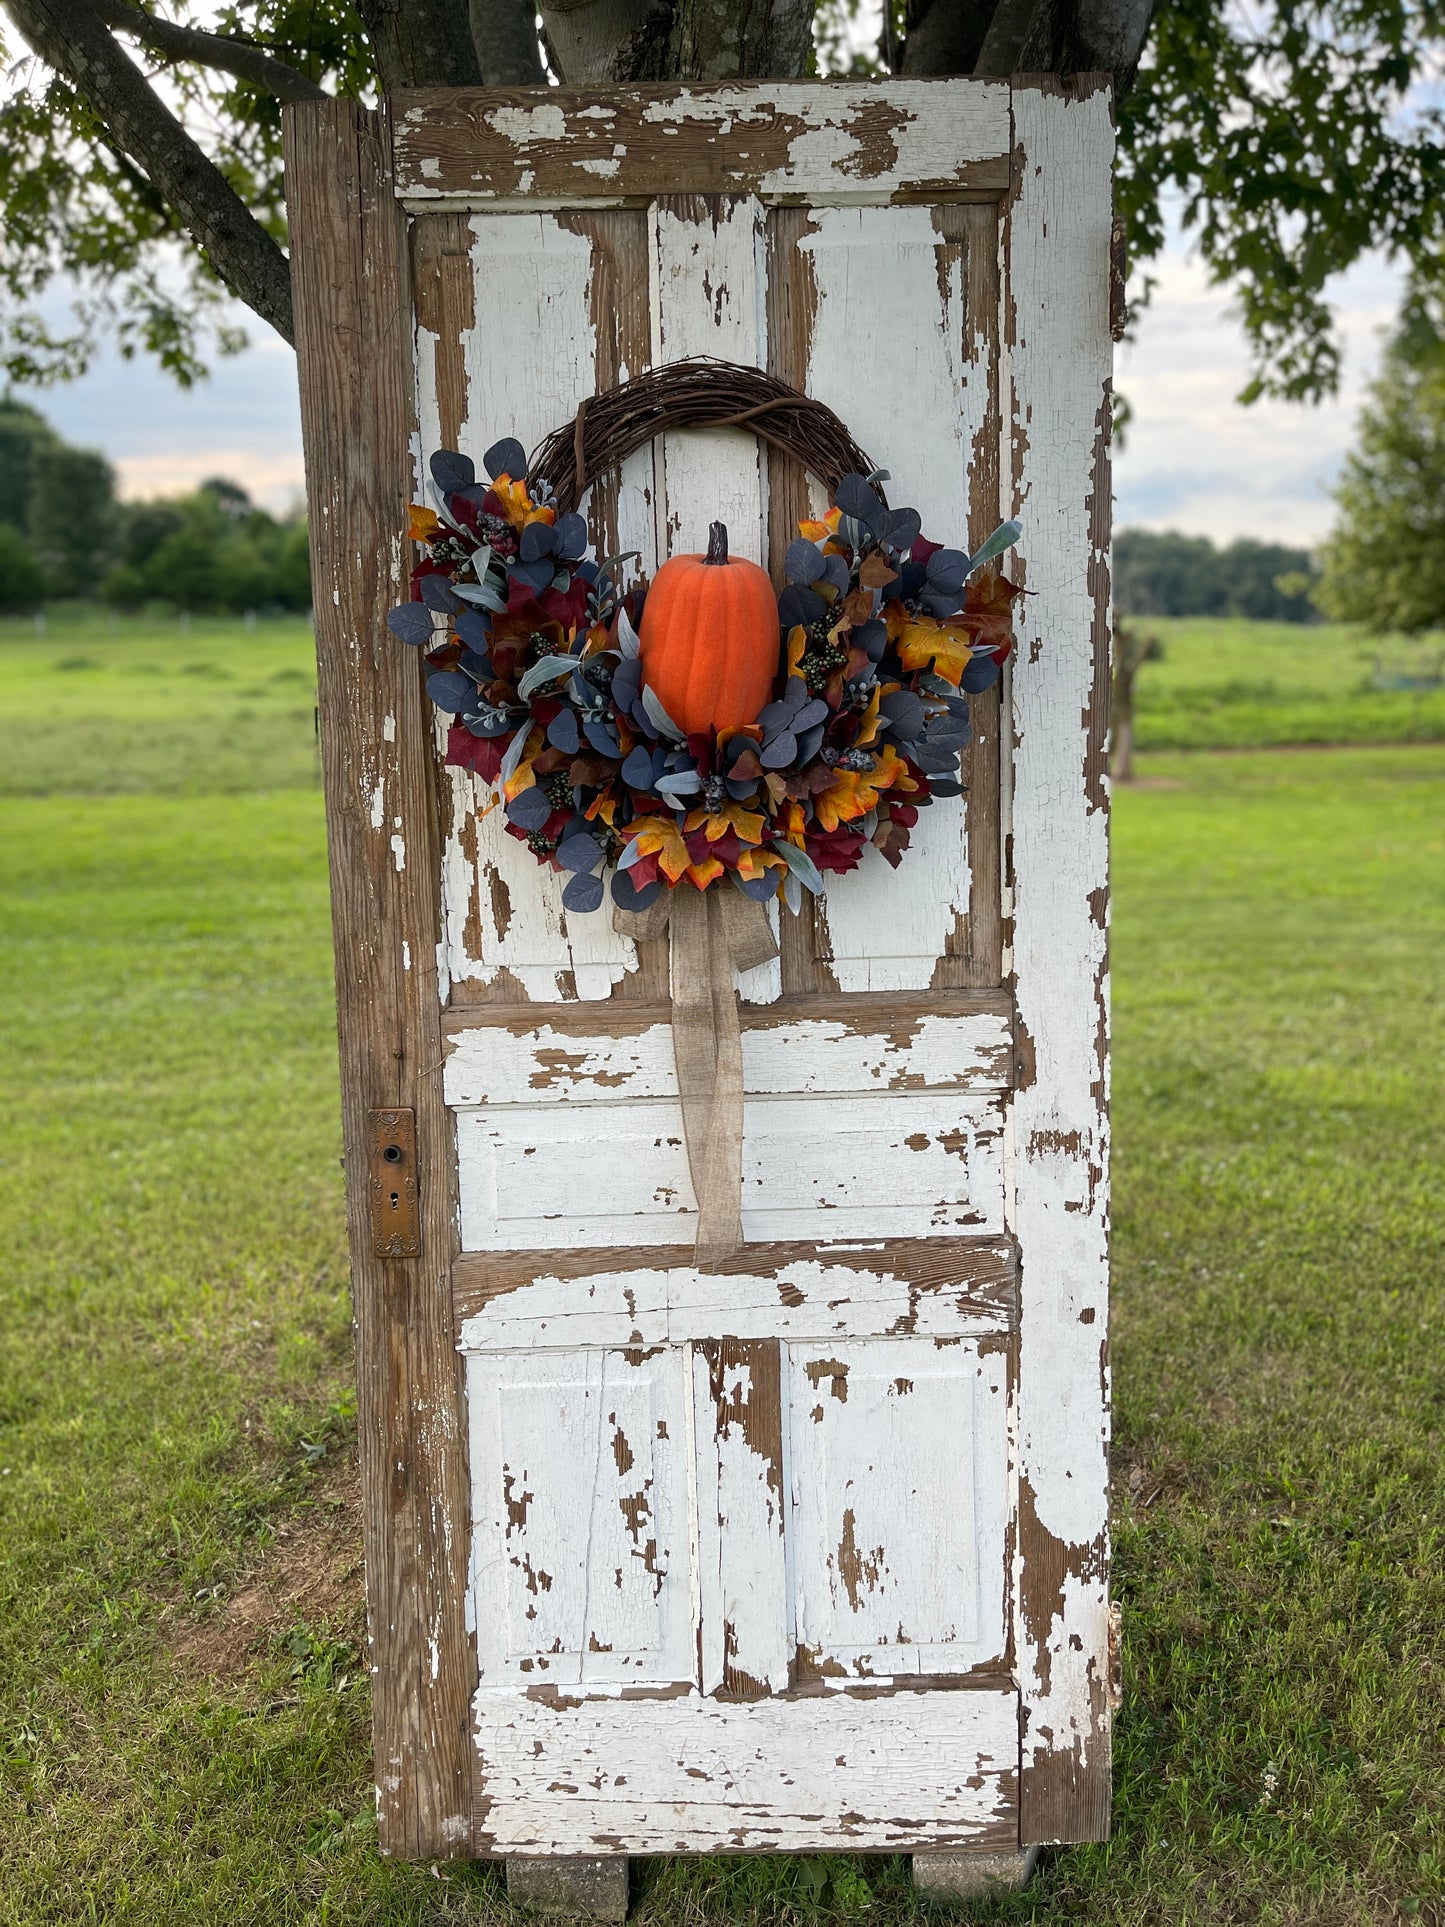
518;654;580;701
641;683;686;742
773;838;825;895
430;449;475;494
483;437;527;482
615;606;642;660
965;519;1023;574
497;727;532;788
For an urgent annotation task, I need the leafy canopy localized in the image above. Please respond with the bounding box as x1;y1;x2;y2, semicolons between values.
1315;280;1445;633
1;0;1444;401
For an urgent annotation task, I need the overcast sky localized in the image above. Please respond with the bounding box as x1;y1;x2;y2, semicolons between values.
13;224;1400;551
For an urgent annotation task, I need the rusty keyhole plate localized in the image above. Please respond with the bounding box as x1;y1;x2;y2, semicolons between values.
367;1108;421;1258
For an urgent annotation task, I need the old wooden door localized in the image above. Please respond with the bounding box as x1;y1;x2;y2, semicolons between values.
285;75;1113;1866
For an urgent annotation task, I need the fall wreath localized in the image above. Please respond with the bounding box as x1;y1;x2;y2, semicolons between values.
386;360;1023;920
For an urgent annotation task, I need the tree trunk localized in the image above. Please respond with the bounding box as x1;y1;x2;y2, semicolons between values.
539;0;817;84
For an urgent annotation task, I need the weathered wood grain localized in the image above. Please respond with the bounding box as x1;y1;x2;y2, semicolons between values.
283;96;473;1860
471;1688;1020;1854
694;1339;790;1698
452;1238;1018;1349
392;81;1012;208
1005;76;1115;1845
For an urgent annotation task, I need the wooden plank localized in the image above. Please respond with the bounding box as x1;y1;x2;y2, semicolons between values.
283;96;473;1860
471;1687;1020;1854
392;80;1013;207
466;1347;696;1690
453;1089;1007;1251
1004;76;1115;1846
442;985;1013;1033
452;1238;1019;1348
694;1339;790;1698
426;209;658;1005
443;1006;1014;1106
787;1336;1010;1680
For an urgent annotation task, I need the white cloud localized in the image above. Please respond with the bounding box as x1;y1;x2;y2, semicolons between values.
1114;234;1403;548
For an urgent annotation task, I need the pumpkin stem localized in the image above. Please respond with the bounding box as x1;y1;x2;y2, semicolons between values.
704;521;729;566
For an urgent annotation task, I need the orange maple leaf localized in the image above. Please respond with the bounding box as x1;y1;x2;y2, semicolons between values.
886;607;974;687
492;474;557;532
812;744;915;833
408;504;441;543
684;800;766;847
625;814;692;884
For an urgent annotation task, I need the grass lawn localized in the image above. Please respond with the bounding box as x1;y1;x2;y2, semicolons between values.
1130;616;1445;750
1;619;1442;1924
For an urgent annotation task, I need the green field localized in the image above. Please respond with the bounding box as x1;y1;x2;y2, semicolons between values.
1130;616;1445;749
2;622;1443;1924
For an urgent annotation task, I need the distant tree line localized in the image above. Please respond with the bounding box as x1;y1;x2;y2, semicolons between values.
1114;528;1321;623
0;397;310;614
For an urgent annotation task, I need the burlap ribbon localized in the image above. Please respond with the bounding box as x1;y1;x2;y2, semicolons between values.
613;888;778;1266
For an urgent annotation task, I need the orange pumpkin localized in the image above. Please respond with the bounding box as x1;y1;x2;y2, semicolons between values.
639;522;779;735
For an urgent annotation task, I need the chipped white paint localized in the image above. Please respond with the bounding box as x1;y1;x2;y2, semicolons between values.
442;1009;1012;1107
470;1688;1019;1853
454;1092;1005;1250
394;81;1012;210
466;1347;695;1689
456;1248;1012;1353
382;712;397;743
650;195;768;566
792;203;992;988
693;1349;790;1695
1006;82;1114;1827
788;1337;1008;1677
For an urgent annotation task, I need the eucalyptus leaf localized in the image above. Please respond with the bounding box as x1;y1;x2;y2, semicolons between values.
482;436;527;482
418;573;462;614
621;745;657;789
506;785;555;832
928;776;965;796
508;557;554;595
556;833;603;874
450;579;509;613
425;669;475;713
520;520;555;562
386;603;436;647
546;709;581;755
732;867;780;902
784;537;826;585
760;730;798;770
834;473;883;529
794;722;827;764
455;609;491;648
457;646;492;681
778;584;824;628
913;746;964;774
430;448;475;495
878;507;921;553
582;715;622;758
553;513;588;561
925;547;968;594
612;868;662;912
960;654;1002;693
792;698;829;732
562;870;606;914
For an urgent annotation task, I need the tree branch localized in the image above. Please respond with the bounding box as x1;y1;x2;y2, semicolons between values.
5;0;294;342
91;0;328;103
469;0;546;83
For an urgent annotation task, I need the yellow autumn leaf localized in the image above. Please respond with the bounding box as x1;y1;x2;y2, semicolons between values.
625;814;692;884
408;504;440;542
684;800;766;846
886;606;974;687
492;474;557;532
853;684;883;748
685;856;725;890
812;744;914;833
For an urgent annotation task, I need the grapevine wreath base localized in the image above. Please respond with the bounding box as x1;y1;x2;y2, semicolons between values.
385;360;1026;1258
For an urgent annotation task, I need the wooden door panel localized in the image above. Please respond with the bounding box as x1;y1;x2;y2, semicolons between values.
471;1688;1020;1855
454;1090;1006;1250
787;1336;1009;1680
467;1347;695;1689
